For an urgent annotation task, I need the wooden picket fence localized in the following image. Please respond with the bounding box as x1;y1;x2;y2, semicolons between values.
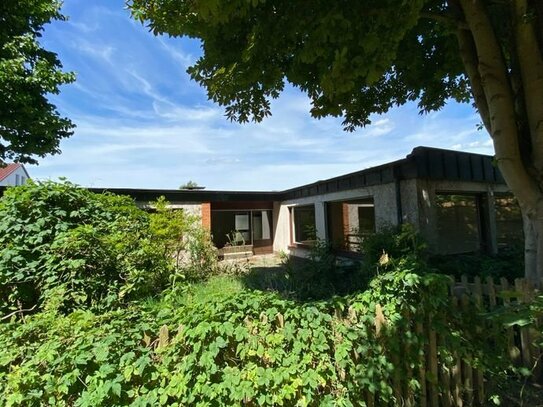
366;275;541;407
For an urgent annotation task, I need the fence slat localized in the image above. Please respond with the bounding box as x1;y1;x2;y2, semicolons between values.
391;346;402;405
452;358;463;407
440;353;452;407
515;279;532;370
499;277;521;366
460;284;474;405
404;328;415;407
450;294;463;407
428;319;439;407
416;322;427;407
473;277;485;405
365;390;374;407
486;276;497;309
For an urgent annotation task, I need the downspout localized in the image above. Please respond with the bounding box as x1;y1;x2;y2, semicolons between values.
394;165;403;225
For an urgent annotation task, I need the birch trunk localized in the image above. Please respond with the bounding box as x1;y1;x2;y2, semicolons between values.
457;0;543;287
522;202;543;287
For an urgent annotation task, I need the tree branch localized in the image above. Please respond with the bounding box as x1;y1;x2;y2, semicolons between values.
420;11;469;30
1;304;37;321
459;0;540;212
455;28;491;133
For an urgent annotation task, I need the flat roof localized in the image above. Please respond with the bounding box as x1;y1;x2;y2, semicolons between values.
0;146;505;202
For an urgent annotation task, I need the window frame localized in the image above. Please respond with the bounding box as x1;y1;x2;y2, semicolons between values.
289;204;317;246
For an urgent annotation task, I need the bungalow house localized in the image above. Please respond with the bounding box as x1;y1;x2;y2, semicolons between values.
87;146;522;258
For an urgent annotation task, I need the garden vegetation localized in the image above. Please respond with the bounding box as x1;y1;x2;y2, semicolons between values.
0;181;540;405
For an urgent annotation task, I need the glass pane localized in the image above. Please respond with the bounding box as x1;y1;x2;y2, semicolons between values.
253;212;263;240
252;211;272;241
495;193;523;248
235;214;249;230
294;206;316;243
436;194;480;254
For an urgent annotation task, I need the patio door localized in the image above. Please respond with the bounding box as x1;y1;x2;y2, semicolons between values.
252;210;273;254
210;209;273;254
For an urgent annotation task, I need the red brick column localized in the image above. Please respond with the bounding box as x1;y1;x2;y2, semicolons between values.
342;203;350;237
201;202;211;230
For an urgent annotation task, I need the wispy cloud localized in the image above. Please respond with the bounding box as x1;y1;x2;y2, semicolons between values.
32;0;495;191
72;40;115;63
158;38;196;68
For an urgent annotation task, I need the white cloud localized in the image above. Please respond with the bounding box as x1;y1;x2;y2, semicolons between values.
152;101;221;122
363;118;395;137
73;40;115;63
34;0;496;191
158;38;195;68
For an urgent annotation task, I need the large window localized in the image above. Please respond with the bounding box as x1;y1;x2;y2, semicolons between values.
435;194;481;254
495;193;523;248
211;210;273;249
291;205;316;244
327;198;375;252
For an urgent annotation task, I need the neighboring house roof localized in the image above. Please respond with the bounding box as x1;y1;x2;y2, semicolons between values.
0;163;25;182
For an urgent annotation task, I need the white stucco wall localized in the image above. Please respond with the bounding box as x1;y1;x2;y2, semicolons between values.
0;166;29;186
273;183;399;254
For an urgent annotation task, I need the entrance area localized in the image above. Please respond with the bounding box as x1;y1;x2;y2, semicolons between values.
326;198;375;254
211;202;274;255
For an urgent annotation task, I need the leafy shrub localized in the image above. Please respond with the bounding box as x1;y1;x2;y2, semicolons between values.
360;223;428;267
241;240;371;300
149;197;218;282
0;181;174;314
0;269;504;406
428;244;524;281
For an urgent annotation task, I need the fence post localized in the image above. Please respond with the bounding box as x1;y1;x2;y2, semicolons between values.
460;276;474;405
450;294;463;407
473;276;485;405
515;279;533;370
416;322;427;407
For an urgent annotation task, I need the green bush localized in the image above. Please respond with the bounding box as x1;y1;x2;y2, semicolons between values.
360;223;428;267
149;197;218;282
428;244;524;281
240;240;372;300
0;181;175;314
0;269;503;406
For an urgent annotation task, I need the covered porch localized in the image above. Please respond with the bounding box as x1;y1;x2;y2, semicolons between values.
210;201;274;258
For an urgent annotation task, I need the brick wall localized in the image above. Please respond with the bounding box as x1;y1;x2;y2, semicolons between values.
201;202;211;230
342;202;350;237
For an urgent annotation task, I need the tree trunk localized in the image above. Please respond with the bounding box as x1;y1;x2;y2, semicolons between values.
522;201;543;287
457;0;543;287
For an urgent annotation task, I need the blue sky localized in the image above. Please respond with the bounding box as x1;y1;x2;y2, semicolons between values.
29;0;494;191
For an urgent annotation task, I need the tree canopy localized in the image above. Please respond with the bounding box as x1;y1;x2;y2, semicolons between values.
179;180;203;190
130;0;543;285
129;0;473;128
0;0;75;164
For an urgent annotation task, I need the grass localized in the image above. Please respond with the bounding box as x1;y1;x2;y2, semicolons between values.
189;274;244;302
